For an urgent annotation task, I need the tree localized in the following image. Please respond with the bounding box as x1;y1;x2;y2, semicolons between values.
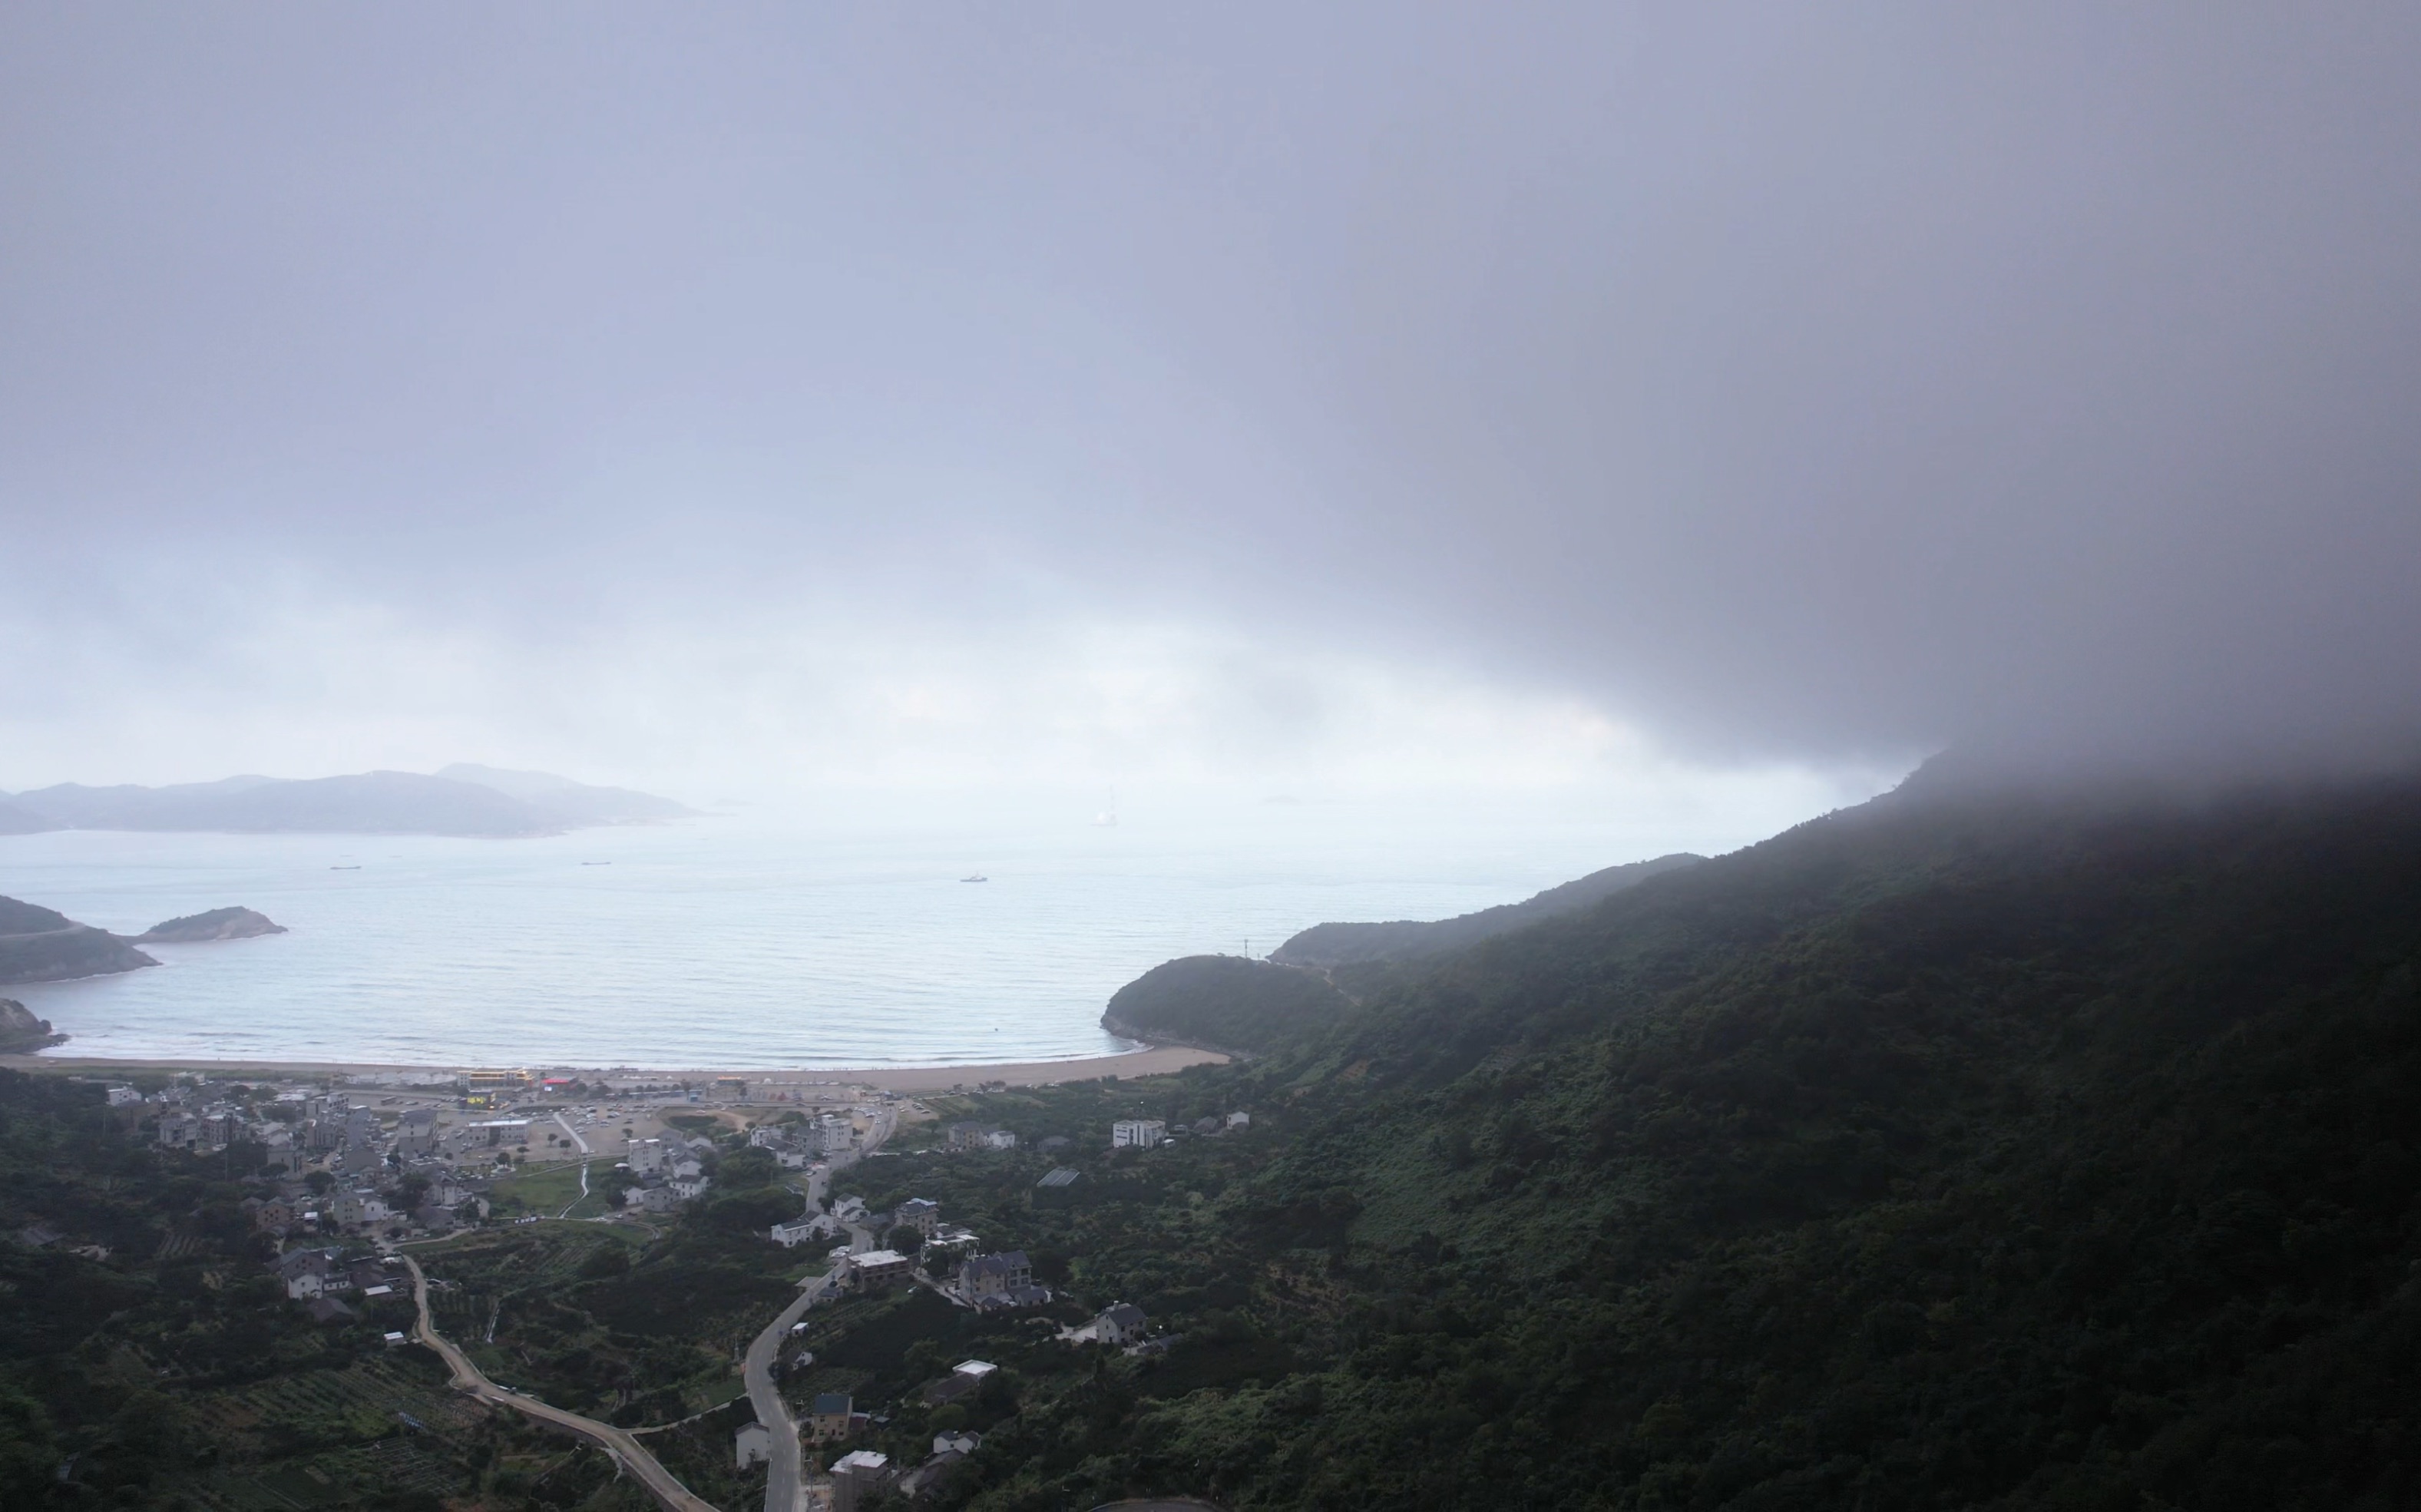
720;1147;779;1188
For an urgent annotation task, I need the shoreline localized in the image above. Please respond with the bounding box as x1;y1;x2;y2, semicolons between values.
0;1043;1227;1090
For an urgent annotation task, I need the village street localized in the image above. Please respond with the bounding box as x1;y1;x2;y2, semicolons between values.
743;1100;895;1512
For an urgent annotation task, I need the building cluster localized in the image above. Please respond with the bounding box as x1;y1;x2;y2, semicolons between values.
749;1110;865;1166
144;1080;498;1247
943;1120;1018;1150
770;1369;994;1507
620;1132;718;1213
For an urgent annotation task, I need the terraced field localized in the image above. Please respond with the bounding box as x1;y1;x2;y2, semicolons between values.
180;1358;484;1510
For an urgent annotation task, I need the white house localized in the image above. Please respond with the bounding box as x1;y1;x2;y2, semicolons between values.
735;1421;771;1469
626;1138;674;1176
1111;1119;1166;1150
831;1449;891;1512
771;1213;843;1248
1093;1302;1149;1345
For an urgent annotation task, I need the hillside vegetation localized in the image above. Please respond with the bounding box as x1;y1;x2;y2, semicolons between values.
1270;852;1703;971
944;766;2421;1510
1102;955;1351;1054
5;763;2419;1511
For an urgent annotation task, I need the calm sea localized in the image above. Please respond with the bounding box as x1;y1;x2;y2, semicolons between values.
0;797;1801;1069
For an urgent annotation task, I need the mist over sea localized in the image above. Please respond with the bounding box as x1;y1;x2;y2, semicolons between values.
0;792;1829;1068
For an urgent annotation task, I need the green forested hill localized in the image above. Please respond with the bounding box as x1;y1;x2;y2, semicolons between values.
1269;850;1704;971
1101;955;1352;1054
952;769;2421;1511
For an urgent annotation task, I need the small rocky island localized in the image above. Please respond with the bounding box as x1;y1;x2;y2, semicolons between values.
134;906;286;943
0;894;286;986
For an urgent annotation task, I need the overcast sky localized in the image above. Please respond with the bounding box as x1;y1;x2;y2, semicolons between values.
4;4;2417;805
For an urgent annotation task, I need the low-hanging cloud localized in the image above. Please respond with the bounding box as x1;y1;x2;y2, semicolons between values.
3;3;2416;787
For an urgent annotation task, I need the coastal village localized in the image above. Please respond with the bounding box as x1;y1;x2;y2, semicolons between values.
60;1061;1249;1510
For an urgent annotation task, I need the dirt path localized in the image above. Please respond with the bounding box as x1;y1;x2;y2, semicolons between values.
402;1254;719;1512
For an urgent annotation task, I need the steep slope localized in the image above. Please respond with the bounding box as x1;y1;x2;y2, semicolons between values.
0;999;64;1053
1270;852;1703;971
962;769;2421;1512
0;898;155;986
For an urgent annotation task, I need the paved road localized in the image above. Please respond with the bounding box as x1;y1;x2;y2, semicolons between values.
743;1271;834;1512
402;1254;717;1512
743;1102;895;1512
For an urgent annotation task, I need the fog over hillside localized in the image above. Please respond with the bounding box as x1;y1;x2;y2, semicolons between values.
4;5;2417;795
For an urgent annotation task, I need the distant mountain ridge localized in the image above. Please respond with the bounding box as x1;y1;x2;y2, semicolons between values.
0;766;694;838
1269;851;1705;969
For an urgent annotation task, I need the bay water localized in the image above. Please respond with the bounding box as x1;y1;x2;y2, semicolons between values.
0;796;1799;1068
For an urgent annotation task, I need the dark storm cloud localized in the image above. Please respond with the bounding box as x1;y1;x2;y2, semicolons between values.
3;3;2417;773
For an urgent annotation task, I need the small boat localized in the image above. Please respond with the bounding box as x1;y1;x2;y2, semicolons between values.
961;874;988;883
329;865;361;871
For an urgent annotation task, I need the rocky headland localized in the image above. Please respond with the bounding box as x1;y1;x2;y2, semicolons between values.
0;895;287;986
0;896;158;985
0;997;68;1052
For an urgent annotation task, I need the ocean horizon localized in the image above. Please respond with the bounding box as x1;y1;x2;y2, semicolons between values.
0;794;1833;1069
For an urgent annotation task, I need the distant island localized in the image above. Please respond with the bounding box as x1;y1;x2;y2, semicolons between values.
132;906;287;943
1;895;288;986
0;763;693;839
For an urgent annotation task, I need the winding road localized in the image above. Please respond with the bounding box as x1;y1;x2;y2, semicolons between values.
403;1253;716;1512
742;1101;896;1512
399;1099;902;1512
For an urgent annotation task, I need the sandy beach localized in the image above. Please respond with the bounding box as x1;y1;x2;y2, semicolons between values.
0;1043;1226;1089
